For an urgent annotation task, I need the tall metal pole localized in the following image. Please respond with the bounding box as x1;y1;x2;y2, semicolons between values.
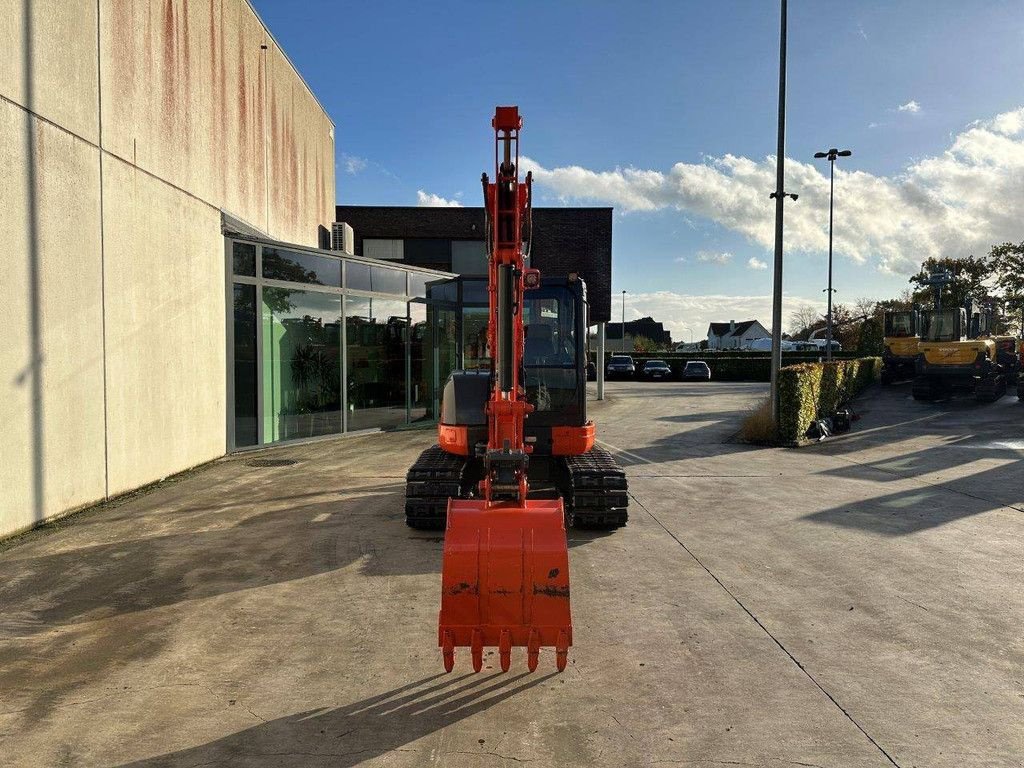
826;157;835;362
621;290;627;352
769;0;788;427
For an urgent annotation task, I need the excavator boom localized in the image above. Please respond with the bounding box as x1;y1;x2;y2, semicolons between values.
437;107;573;673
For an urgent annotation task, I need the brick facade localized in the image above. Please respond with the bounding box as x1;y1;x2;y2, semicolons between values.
335;206;614;323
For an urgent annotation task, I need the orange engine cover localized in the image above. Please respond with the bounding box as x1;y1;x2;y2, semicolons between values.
439;499;572;672
551;422;596;456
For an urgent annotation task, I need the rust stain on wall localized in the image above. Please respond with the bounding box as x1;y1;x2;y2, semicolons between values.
161;0;178;149
181;0;193;148
238;55;248;198
217;0;227;197
255;43;266;222
207;0;220;195
111;0;136;87
145;0;154;83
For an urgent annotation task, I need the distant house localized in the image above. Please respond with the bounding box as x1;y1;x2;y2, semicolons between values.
606;316;673;349
707;319;770;350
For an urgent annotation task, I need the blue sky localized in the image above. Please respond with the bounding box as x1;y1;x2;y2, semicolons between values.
254;0;1024;339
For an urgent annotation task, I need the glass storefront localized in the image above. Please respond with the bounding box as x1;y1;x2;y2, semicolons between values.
262;288;342;441
232;283;258;446
345;295;408;431
225;235;456;450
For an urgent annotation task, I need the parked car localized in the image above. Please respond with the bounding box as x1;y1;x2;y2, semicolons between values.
641;359;672;380
682;360;711;381
606;355;636;379
809;339;842;352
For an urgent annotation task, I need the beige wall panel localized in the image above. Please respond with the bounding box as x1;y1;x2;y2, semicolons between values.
100;0;332;243
0;0;100;143
102;156;225;496
266;41;335;246
0;104;106;538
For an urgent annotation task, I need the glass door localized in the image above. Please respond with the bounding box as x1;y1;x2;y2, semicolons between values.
425;300;458;419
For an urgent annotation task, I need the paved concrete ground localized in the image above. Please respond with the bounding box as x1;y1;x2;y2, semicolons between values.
1;381;1022;767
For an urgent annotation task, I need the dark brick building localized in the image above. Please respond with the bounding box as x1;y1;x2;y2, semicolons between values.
606;317;673;347
335;206;614;323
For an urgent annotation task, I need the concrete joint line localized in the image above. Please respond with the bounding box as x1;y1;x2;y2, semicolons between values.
629;492;902;768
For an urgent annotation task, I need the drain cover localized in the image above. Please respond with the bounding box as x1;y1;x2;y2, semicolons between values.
245;458;298;468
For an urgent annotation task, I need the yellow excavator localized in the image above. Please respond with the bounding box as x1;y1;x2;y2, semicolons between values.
881;308;920;384
912;298;1007;402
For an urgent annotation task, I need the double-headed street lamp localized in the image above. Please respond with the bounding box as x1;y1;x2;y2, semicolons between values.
813;147;852;362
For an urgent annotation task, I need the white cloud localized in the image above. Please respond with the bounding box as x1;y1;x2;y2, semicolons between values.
696;250;732;265
341;153;368;175
897;100;921;113
747;256;768;270
521;106;1024;275
416;190;463;207
623;291;826;341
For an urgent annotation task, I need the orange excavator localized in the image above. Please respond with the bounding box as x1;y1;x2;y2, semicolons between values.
419;107;590;674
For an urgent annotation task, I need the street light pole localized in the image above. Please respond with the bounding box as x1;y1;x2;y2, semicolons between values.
621;290;627;352
813;147;852;362
768;0;796;429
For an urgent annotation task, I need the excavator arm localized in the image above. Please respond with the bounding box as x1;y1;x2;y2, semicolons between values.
437;107;573;673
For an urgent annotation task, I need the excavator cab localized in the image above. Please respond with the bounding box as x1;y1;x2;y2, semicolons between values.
522;278;590;453
881;309;921;384
921;307;967;343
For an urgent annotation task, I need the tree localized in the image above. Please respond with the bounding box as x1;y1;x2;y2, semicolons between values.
788;304;821;337
857;317;884;355
909;255;991;309
989;242;1024;334
854;297;876;318
632;335;659;353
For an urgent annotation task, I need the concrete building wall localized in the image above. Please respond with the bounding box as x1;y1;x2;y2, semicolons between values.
0;0;335;538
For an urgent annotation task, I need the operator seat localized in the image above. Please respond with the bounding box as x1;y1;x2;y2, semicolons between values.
524;324;554;364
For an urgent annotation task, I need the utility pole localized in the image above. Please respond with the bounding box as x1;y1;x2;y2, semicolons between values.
769;0;795;428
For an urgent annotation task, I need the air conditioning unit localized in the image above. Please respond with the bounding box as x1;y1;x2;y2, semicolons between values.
331;222;354;254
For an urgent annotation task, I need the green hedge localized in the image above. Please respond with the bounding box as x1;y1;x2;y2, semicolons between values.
777;357;881;444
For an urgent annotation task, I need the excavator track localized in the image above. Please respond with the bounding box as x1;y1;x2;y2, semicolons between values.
562;446;629;529
974;374;1006;403
405;446;470;530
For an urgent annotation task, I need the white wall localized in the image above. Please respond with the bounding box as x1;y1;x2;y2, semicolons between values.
0;0;335;538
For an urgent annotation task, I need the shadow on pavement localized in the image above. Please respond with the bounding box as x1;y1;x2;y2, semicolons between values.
802;390;1024;535
117;671;557;767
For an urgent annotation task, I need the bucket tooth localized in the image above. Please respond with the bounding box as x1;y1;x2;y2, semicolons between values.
442;630;455;673
527;629;540;672
499;630;512;672
556;630;569;672
471;629;484;673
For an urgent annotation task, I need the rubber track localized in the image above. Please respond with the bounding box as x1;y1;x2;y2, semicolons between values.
405;445;468;529
563;446;629;529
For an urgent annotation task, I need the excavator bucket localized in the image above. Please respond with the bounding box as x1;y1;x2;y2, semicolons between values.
439;498;572;673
